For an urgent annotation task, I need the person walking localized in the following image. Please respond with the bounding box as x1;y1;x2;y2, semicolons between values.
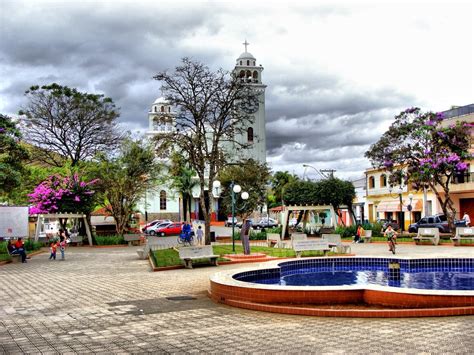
463;212;471;227
196;225;204;245
49;239;58;260
59;235;67;260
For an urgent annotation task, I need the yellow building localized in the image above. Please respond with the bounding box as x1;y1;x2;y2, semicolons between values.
365;104;474;231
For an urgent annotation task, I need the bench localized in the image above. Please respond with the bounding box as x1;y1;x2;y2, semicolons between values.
69;233;83;245
322;233;351;254
290;233;307;248
361;230;372;243
267;233;283;248
451;227;474;246
8;252;22;263
179;245;219;269
293;239;330;257
413;228;440;245
124;234;143;246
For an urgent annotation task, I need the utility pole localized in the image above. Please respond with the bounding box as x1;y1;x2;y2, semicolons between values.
320;169;336;178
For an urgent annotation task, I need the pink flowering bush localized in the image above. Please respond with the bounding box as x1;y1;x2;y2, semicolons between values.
29;174;98;214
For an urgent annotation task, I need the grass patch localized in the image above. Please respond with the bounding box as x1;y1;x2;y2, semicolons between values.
0;254;11;262
152;245;332;268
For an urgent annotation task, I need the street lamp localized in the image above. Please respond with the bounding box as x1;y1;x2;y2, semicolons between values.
230;181;249;253
388;185;414;229
302;164;333;180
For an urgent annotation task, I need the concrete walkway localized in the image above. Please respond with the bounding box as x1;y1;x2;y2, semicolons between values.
0;243;473;354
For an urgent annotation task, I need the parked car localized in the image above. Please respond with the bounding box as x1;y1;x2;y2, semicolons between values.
154;222;186;237
253;218;279;230
147;221;172;235
378;219;400;231
142;219;171;233
408;214;466;233
236;218;254;229
224;216;238;227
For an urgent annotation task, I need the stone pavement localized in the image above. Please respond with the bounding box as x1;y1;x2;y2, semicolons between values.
0;244;473;354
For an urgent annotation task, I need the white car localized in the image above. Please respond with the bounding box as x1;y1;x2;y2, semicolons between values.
224;217;238;227
147;221;172;236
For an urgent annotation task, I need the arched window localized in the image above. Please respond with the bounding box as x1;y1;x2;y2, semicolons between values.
240;61;242;65
160;190;167;210
368;176;375;189
253;71;258;82
247;127;254;143
161;106;164;112
247;60;250;65
253;61;255;66
154;106;157;112
380;174;387;187
168;107;171;112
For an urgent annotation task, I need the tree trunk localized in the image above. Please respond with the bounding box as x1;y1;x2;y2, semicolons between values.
430;179;456;232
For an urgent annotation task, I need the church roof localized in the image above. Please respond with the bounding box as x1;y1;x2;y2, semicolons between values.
153;96;168;105
237;51;256;60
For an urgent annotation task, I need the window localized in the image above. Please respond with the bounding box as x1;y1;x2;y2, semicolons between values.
247;60;250;65
247;127;254;143
154;106;157;112
160;190;167;210
380;174;387;187
240;61;242;65
168;107;171;112
161;106;164;112
368;176;375;189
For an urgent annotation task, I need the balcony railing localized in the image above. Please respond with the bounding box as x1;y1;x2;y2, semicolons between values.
441;104;474;119
452;172;474;184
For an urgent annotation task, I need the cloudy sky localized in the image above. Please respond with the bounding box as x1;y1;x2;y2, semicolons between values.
1;0;473;180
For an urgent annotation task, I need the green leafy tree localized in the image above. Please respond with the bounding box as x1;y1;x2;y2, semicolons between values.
270;171;299;207
217;159;271;220
154;58;256;243
92;139;161;235
19;84;123;167
0;114;29;200
365;107;472;230
169;152;198;222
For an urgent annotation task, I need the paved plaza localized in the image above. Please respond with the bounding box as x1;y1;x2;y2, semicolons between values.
1;242;473;354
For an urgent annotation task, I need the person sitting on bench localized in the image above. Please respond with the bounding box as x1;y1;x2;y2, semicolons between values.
8;239;27;263
353;224;364;243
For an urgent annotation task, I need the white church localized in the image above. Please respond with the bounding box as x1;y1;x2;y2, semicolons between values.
138;42;267;222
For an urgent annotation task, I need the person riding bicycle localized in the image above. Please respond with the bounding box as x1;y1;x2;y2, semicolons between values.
180;221;192;243
384;224;397;252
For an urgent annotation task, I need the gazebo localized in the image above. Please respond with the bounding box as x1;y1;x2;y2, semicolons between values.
281;204;338;238
34;213;93;246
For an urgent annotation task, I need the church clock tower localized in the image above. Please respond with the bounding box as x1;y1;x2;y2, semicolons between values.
233;40;267;164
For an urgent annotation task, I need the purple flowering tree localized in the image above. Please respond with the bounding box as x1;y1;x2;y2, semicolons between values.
365;107;472;230
29;174;98;230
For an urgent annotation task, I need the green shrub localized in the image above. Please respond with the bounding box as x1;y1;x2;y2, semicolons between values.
0;241;7;255
24;239;42;251
94;235;126;245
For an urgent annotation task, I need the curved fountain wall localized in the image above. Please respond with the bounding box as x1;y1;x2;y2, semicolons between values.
209;257;474;318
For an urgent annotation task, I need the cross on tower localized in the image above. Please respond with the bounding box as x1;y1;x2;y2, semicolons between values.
243;39;250;52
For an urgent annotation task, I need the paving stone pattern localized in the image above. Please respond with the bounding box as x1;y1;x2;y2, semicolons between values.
0;246;473;354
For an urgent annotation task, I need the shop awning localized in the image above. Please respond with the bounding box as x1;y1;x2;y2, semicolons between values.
376;199;422;212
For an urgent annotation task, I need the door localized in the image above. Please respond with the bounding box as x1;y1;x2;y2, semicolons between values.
460;198;474;221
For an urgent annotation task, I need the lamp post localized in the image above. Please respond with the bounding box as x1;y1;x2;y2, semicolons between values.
388;186;414;230
230;181;249;253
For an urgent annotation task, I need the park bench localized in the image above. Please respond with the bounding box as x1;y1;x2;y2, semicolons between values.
124;234;143;246
267;233;283;248
290;233;307;248
292;239;330;257
451;227;474;246
69;233;83;245
361;229;372;243
179;245;219;269
413;227;440;245
7;250;22;263
322;233;350;254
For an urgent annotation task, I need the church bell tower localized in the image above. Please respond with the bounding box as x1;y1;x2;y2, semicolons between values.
233;40;267;164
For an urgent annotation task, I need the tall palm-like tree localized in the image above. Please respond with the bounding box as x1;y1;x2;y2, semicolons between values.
172;167;198;221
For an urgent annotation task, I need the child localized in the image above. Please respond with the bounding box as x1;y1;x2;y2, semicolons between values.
49;240;58;260
59;236;66;260
196;225;204;245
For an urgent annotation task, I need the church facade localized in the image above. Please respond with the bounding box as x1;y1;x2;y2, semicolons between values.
138;43;267;222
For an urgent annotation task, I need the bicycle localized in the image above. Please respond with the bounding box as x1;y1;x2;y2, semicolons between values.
177;232;194;246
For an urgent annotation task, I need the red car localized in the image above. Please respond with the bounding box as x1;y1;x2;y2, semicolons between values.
155;222;184;237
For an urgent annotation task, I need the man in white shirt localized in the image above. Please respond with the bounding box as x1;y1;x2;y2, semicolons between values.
463;212;471;227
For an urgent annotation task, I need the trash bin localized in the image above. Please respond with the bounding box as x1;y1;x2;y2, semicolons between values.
210;231;216;242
